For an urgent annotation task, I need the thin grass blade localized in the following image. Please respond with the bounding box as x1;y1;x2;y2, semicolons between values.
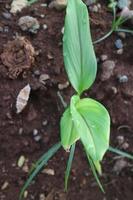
19;142;61;200
87;156;105;193
65;143;76;191
109;146;133;160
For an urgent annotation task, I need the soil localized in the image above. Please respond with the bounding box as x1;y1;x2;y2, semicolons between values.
0;0;133;200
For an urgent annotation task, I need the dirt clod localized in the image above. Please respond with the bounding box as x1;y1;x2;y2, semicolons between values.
1;37;35;79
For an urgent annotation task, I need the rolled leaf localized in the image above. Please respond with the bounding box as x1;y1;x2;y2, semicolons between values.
60;107;79;150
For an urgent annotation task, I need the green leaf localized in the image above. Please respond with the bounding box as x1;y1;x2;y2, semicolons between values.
19;142;61;200
63;0;97;95
87;155;105;193
65;143;76;191
70;95;110;162
109;146;133;160
60;107;79;150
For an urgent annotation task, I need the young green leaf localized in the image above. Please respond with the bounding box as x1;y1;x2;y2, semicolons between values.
60;107;79;150
109;146;133;160
63;0;97;95
19;142;61;200
65;143;76;191
70;95;110;162
87;155;105;193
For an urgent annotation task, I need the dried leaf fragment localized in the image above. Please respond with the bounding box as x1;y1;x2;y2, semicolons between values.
16;84;31;113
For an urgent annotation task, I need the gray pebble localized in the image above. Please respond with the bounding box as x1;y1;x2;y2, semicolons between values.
19;127;23;135
101;60;115;81
34;135;41;142
43;24;48;30
118;75;128;83
115;39;123;49
117;135;124;145
117;32;126;39
113;159;128;174
100;54;108;62
4;26;9;33
34;70;40;76
117;49;123;55
42;120;48;126
18;16;40;34
33;129;38;136
2;12;12;19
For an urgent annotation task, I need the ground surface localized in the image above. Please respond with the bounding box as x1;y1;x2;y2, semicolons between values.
0;0;133;200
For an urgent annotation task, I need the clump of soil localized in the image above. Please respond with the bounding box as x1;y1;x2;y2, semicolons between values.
1;36;35;79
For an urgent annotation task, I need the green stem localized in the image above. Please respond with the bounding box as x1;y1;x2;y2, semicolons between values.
93;29;113;44
115;28;133;34
65;143;76;191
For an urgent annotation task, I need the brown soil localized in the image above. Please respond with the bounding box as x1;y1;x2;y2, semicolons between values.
0;0;133;200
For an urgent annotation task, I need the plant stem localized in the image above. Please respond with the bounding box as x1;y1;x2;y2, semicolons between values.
93;29;113;44
65;143;76;191
57;91;67;108
115;28;133;34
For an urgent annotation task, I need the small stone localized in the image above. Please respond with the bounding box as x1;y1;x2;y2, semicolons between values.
18;16;40;34
4;26;9;33
47;53;54;60
22;164;29;173
84;171;89;177
111;86;118;94
49;0;67;10
100;54;108;62
2;12;12;19
34;135;42;142
40;3;47;7
117;49;123;55
117;32;126;39
97;3;101;9
61;27;64;34
115;39;123;49
1;181;9;190
33;129;38;136
100;60;115;81
42;120;48;126
118;75;128;83
113;159;128;174
43;24;48;30
24;190;28;198
58;81;69;90
18;155;25;168
91;5;99;12
121;142;129;150
10;0;28;14
117;0;130;9
34;70;40;76
39;74;50;84
6;112;12;119
40;14;45;18
117;135;124;145
39;193;46;200
42;168;55;175
19;127;23;135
